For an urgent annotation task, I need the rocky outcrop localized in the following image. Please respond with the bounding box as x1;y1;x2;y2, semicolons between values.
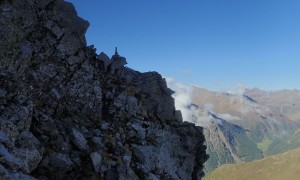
0;0;207;179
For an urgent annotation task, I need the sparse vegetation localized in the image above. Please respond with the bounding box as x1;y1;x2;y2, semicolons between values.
257;138;272;155
204;148;300;180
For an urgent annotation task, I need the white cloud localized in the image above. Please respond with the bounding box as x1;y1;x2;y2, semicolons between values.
166;77;219;126
165;77;193;122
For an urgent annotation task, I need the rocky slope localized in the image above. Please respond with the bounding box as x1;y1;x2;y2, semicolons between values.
187;104;263;172
0;0;207;179
203;114;263;172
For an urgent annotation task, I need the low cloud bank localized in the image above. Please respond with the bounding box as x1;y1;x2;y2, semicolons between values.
165;77;193;123
166;77;216;126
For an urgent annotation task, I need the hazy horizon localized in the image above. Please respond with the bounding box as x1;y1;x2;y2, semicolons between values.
67;0;300;91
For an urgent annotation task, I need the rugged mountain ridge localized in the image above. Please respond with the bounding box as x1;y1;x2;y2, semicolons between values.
0;0;207;179
245;88;300;122
189;87;300;172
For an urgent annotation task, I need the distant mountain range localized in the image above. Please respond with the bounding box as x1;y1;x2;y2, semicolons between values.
204;147;300;180
187;87;300;172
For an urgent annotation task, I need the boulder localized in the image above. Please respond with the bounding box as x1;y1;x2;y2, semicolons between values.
90;152;102;172
70;128;89;151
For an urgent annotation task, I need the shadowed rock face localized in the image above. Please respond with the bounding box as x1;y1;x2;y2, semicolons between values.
0;0;208;179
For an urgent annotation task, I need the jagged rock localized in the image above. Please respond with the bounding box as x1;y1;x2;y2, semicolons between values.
91;137;103;149
14;148;42;173
0;130;8;143
125;95;139;116
145;173;159;180
0;144;28;173
112;92;139;118
131;122;146;140
49;152;75;171
8;172;37;180
110;49;128;70
0;0;208;179
0;163;9;176
138;72;177;122
175;110;183;122
118;164;139;180
0;70;17;102
122;151;132;166
131;122;207;180
0;88;6;98
0;120;18;143
15;131;40;150
93;129;102;137
70;128;89;151
44;20;65;40
90;152;102;172
98;52;111;70
14;130;43;172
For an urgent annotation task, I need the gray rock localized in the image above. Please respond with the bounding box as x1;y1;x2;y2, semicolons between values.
175;110;183;122
0;145;28;173
131;122;146;140
113;92;138;117
92;137;103;148
14;148;42;173
16;130;40;150
125;96;138;116
70;128;89;151
90;152;102;172
122;151;132;166
118;164;139;180
50;88;62;100
114;92;127;108
93;129;101;137
111;52;128;70
0;163;9;176
0;120;18;143
98;52;111;70
100;123;110;130
44;20;64;39
66;55;83;66
49;152;75;171
132;145;147;164
0;88;6;97
138;72;176;121
0;130;8;143
145;173;159;180
9;172;37;180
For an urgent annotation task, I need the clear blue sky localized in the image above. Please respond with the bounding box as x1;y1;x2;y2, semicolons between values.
67;0;300;91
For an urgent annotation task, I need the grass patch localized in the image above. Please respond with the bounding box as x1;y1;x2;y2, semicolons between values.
257;138;272;155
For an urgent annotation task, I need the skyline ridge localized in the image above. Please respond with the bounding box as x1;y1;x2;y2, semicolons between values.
68;0;300;91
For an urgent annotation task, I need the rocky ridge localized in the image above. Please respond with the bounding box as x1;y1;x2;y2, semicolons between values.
0;0;207;179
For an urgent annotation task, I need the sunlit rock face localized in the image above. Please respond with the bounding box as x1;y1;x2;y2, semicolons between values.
0;0;208;179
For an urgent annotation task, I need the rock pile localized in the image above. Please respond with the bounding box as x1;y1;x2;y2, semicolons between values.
0;0;207;179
